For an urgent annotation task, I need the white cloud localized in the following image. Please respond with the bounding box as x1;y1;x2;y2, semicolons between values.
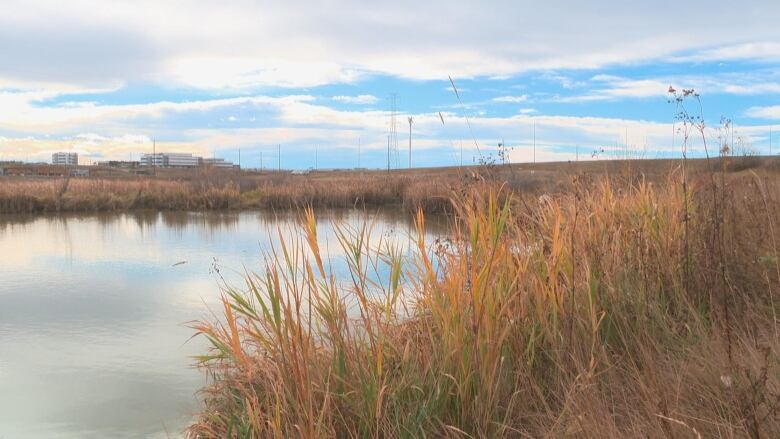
1;1;779;91
5;96;778;164
554;72;780;102
507;146;576;163
745;105;780;120
492;95;528;103
166;58;363;89
0;134;181;163
1;1;779;164
332;95;379;105
674;42;780;63
0;91;315;133
720;83;780;95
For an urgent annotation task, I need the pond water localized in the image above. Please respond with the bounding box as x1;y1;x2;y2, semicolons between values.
0;209;444;438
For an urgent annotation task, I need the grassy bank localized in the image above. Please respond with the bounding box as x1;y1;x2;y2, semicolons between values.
1;157;774;215
188;168;779;438
0;166;563;214
0;174;448;214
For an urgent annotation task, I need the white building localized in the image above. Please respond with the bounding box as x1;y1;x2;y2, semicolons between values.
202;157;237;168
140;152;201;168
52;152;78;166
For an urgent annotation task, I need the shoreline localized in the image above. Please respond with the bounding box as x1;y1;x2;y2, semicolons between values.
2;156;776;215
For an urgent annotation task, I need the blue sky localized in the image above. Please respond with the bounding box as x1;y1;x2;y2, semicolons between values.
1;1;780;168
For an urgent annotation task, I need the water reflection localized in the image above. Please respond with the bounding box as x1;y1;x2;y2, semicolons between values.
0;209;444;439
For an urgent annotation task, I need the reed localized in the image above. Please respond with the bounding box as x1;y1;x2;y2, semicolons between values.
1;158;775;214
0;173;463;213
188;170;779;438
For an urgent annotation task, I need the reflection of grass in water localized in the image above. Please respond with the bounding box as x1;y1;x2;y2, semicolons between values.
188;171;780;438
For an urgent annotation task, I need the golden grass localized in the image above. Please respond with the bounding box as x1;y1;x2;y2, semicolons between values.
0;172;462;213
3;157;775;214
187;169;780;438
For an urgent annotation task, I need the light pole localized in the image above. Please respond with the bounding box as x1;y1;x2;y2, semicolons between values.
533;121;536;166
407;117;413;169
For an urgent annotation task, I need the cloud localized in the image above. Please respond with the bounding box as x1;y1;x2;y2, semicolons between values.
720;83;780;95
1;1;779;165
492;95;528;103
166;58;363;89
553;71;780;103
0;134;173;163
507;146;576;163
6;96;778;165
674;42;780;64
2;1;780;91
332;95;379;105
745;105;780;120
0;91;315;134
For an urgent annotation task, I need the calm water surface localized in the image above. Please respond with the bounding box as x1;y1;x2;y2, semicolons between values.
0;209;441;438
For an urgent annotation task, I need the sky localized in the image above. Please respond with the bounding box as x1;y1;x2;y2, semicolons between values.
1;0;780;169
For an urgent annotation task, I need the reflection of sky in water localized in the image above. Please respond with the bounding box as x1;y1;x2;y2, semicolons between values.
0;210;445;439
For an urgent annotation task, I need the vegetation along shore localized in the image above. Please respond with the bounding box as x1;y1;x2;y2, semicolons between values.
186;156;780;437
0;155;773;215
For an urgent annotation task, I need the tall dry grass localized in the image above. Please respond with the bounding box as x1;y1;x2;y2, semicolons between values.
0;174;462;213
0;178;241;212
187;170;779;438
3;158;775;214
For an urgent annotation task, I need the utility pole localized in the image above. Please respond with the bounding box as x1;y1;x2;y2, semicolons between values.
408;116;413;169
625;127;629;159
390;94;397;168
